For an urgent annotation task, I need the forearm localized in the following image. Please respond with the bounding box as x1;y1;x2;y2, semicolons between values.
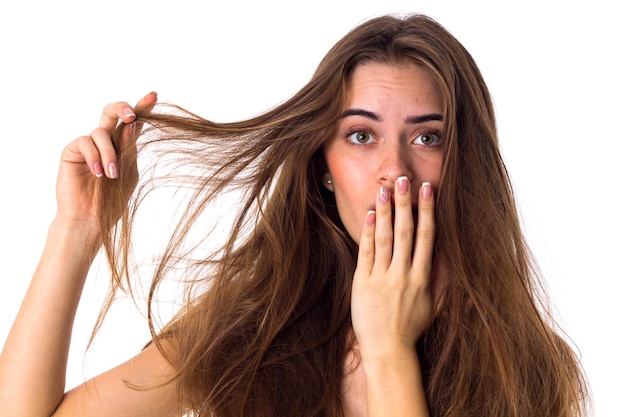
362;351;430;417
0;218;100;417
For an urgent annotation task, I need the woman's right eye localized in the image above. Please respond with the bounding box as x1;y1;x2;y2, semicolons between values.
348;130;374;144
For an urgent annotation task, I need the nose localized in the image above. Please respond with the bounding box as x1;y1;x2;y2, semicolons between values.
377;144;413;186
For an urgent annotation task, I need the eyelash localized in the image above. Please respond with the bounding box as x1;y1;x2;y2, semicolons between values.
344;128;443;148
345;129;375;145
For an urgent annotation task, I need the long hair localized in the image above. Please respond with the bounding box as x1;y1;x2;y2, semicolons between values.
97;14;589;417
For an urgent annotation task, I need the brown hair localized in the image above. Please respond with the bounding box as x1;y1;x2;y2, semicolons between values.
98;14;589;417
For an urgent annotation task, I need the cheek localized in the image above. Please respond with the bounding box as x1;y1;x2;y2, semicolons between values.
335;191;374;244
413;156;443;189
326;164;370;242
328;154;373;208
331;173;363;220
325;149;366;193
331;167;359;192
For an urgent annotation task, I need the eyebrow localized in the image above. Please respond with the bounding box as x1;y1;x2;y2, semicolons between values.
339;108;443;124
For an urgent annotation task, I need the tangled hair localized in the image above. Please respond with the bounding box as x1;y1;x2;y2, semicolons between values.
97;14;589;417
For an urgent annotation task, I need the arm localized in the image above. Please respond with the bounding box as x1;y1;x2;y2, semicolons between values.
0;93;179;417
0;217;99;417
351;179;436;417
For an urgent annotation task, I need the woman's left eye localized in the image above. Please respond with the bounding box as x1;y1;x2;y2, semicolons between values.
348;130;375;144
413;132;441;146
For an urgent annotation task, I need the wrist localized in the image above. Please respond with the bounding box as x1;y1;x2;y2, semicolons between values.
360;347;419;370
359;347;429;417
357;337;417;362
48;216;102;259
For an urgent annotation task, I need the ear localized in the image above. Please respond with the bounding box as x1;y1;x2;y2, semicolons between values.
322;173;334;192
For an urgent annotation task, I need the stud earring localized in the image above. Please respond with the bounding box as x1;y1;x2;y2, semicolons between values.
323;175;334;192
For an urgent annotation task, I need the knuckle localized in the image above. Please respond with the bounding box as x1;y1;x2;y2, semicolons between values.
75;134;91;144
375;235;393;248
359;246;374;259
395;227;414;244
90;126;109;137
395;197;411;209
419;203;435;217
102;102;117;114
417;226;436;242
75;135;96;152
103;101;125;112
386;270;409;289
362;227;375;239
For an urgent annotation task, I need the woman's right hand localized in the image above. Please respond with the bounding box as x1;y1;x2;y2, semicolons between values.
54;92;158;234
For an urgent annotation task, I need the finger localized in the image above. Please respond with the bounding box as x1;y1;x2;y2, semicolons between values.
99;101;136;131
373;185;393;272
62;135;105;177
390;176;415;266
134;91;158;112
411;182;436;279
120;92;159;146
355;210;377;278
90;127;119;179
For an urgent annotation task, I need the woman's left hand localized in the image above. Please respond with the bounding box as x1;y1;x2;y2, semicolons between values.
351;178;436;360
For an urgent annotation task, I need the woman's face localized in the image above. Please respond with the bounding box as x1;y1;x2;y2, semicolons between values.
324;62;444;243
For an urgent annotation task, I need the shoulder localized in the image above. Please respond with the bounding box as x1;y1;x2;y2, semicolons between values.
52;340;181;417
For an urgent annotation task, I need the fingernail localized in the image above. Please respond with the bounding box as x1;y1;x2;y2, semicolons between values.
93;162;104;178
378;186;389;202
123;107;136;118
421;182;432;199
397;176;409;194
366;210;376;225
108;162;118;179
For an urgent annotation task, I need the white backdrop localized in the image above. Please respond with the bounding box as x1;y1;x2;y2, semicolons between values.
1;1;623;415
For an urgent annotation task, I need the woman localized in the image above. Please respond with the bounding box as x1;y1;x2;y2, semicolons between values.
0;14;588;417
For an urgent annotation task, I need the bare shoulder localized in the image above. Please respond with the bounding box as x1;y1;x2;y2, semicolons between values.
53;340;181;417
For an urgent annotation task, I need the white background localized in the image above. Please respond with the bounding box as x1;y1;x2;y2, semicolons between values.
0;1;623;415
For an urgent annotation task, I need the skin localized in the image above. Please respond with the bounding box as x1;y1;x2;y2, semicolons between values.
0;93;180;417
324;62;443;243
0;62;441;417
325;62;443;417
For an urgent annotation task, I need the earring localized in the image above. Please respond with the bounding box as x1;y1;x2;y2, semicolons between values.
323;174;334;192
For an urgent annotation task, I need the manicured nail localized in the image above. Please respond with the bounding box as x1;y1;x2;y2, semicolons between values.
366;210;376;225
397;176;409;194
421;182;432;200
108;162;118;179
93;162;104;178
378;186;389;202
123;107;135;118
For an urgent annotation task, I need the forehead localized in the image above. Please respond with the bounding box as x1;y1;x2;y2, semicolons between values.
344;62;443;110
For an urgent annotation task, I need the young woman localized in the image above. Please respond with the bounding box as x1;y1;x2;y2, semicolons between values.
0;14;588;417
